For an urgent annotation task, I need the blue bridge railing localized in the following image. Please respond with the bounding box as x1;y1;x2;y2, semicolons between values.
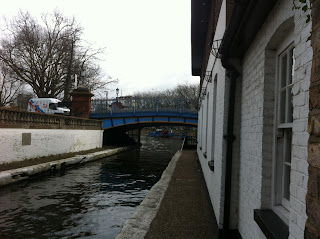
91;97;198;115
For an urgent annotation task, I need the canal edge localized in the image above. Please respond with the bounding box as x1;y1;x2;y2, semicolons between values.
0;146;132;187
115;150;182;239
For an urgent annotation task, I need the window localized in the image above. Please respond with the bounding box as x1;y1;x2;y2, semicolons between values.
256;19;294;237
49;103;57;110
273;44;294;219
211;75;218;158
208;75;217;170
204;92;209;157
199;102;204;150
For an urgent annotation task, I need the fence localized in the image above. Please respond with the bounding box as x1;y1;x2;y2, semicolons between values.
182;135;197;150
0;108;102;130
91;97;199;114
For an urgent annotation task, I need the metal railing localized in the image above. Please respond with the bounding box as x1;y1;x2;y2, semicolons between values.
0;108;102;130
182;135;197;150
91;97;199;114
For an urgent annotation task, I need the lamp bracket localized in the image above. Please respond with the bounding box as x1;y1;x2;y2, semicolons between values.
204;71;212;83
211;39;222;59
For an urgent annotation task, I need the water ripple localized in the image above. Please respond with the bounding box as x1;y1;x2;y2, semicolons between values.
0;136;181;239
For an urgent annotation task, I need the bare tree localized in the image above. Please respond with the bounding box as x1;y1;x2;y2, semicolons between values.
132;82;199;111
0;11;75;97
0;61;25;107
173;81;199;99
0;10;114;100
134;82;199;100
71;45;118;98
174;82;199;110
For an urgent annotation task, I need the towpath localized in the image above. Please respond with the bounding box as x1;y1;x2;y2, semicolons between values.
145;149;218;239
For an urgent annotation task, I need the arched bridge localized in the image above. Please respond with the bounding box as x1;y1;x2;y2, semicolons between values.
90;97;198;130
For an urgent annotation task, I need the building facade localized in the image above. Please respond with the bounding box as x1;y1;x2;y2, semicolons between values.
192;0;319;238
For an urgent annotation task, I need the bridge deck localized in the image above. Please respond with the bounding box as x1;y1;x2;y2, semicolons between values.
90;98;198;129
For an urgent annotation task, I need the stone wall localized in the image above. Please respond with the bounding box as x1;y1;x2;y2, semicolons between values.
0;128;103;165
0;108;102;130
305;0;320;237
0;109;103;165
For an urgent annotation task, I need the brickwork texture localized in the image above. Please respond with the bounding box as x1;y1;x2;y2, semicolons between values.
196;1;314;238
305;0;320;237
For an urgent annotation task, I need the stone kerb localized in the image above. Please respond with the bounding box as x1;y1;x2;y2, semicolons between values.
0;146;131;187
0;108;102;130
115;151;182;239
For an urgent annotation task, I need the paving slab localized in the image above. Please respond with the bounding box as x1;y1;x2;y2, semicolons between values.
145;149;218;239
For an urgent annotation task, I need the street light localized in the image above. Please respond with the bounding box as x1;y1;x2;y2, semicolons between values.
81;66;86;79
78;66;86;89
104;90;108;109
116;88;119;99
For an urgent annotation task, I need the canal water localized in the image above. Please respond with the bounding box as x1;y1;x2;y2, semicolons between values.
0;136;182;239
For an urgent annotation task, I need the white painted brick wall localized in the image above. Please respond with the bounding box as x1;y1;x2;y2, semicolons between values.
290;0;311;237
197;0;228;229
197;0;311;237
0;128;103;165
237;0;311;238
198;60;228;228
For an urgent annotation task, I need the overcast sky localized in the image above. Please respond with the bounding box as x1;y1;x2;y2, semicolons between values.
0;0;199;98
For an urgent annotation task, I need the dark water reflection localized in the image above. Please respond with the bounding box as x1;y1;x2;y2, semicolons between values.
0;136;182;239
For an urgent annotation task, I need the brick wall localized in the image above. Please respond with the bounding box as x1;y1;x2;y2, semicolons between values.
197;0;313;237
238;0;311;238
290;1;312;238
305;0;320;237
197;0;228;229
198;60;228;228
200;0;224;82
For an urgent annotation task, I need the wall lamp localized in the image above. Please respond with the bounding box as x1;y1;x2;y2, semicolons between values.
201;87;207;97
211;39;222;59
204;71;212;83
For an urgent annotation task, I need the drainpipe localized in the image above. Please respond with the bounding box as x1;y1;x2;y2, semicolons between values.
221;58;239;239
218;1;249;237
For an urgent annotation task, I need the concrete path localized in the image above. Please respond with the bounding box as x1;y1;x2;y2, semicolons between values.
116;149;218;239
145;149;218;239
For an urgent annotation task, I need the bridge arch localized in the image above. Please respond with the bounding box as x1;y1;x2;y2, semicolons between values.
90;112;197;130
90;98;198;130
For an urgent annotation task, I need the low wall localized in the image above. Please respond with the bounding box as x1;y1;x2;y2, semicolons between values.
0;128;103;165
0;108;103;165
0;108;102;130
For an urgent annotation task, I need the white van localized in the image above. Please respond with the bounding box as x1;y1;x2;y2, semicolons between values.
27;98;70;115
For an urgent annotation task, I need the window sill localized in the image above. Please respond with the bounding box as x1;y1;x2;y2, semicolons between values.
254;209;288;239
273;205;290;225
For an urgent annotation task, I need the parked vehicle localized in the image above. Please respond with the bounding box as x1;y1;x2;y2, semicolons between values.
27;98;70;115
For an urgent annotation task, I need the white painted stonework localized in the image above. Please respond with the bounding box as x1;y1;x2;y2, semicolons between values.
0;128;103;165
197;0;311;238
197;0;228;229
